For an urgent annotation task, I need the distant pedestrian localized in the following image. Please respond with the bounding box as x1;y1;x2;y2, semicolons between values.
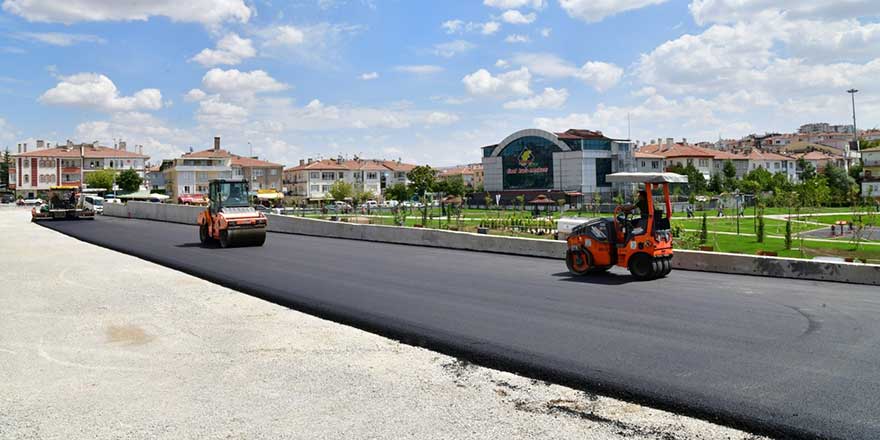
717;203;724;217
686;205;694;218
831;224;836;236
738;205;745;217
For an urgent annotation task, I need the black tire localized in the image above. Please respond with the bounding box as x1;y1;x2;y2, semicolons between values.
628;254;654;280
219;229;230;248
662;258;672;276
199;223;210;244
566;249;592;276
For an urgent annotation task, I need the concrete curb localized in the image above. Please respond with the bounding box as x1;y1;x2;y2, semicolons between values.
105;201;880;286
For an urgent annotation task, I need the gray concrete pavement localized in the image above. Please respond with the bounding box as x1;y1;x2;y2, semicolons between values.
36;210;880;440
0;207;763;439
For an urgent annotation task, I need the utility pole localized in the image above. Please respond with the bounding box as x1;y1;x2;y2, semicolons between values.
847;88;859;173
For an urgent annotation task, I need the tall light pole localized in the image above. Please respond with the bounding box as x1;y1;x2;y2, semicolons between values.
847;88;859;173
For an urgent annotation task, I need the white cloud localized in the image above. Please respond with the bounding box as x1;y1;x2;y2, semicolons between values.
462;67;532;97
184;89;207;102
2;0;251;25
261;25;305;47
14;32;104;46
442;19;501;35
540;27;552;37
39;73;162;112
512;53;623;91
0;117;16;143
503;87;568;109
501;10;536;24
256;23;361;69
689;0;880;26
74;111;196;160
201;68;288;98
482;21;501;35
483;0;545;10
359;72;379;80
505;34;530;43
495;59;510;68
442;19;464;33
191;33;255;67
559;0;667;23
433;40;476;57
394;65;444;74
425;112;460;126
197;96;249;127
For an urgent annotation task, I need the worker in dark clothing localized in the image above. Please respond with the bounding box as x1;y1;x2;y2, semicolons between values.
621;190;649;234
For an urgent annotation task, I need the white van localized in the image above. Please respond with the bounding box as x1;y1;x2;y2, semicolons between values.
83;195;104;214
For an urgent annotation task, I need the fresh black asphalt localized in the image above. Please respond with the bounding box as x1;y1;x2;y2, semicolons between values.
41;216;880;440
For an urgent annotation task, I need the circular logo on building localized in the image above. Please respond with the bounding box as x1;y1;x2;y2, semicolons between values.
518;148;534;168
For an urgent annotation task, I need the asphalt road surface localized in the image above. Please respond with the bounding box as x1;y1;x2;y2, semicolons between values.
41;216;880;440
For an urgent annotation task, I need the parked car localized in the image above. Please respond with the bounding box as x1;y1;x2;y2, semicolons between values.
331;201;351;211
0;193;14;204
254;204;271;213
363;200;379;209
83;195;104;213
18;198;43;206
382;200;399;208
178;193;208;205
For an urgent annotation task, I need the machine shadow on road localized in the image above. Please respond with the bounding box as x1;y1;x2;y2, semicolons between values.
175;242;218;249
551;272;636;286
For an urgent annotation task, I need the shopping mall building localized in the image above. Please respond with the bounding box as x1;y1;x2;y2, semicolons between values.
480;129;636;203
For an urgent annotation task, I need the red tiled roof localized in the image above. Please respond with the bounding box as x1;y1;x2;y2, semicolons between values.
706;150;748;160
634;151;664;159
746;150;794;161
638;143;715;158
183;148;281;168
796;151;843;160
284;158;418;173
14;145;148;159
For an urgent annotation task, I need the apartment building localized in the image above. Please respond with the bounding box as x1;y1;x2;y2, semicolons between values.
638;139;714;181
162;137;282;200
634;151;665;173
10;140;148;198
746;150;798;181
283;157;418;202
437;164;484;188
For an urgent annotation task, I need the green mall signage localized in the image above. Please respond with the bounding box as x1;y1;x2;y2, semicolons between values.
501;140;554;190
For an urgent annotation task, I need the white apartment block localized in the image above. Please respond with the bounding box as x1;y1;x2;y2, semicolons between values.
283;157;416;202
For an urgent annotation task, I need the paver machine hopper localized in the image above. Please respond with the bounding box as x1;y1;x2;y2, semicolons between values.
197;179;267;248
565;172;687;280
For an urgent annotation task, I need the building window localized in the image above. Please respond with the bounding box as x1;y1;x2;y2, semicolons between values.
651;161;660;169
322;185;330;192
687;159;694;165
184;185;191;193
596;158;613;187
699;159;708;167
253;169;265;177
233;167;244;177
310;172;320;179
197;172;209;180
24;175;29;183
367;172;378;180
641;161;646;167
774;162;780;169
338;172;345;179
310;185;320;193
270;169;278;176
322;172;336;180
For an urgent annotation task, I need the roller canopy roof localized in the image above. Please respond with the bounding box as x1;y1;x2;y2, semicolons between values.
605;172;689;183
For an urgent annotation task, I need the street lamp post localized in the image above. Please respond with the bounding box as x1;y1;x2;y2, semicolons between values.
847;88;859;173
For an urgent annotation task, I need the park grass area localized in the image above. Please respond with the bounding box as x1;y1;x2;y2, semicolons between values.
789;213;877;226
671;206;851;218
694;232;880;261
673;216;817;235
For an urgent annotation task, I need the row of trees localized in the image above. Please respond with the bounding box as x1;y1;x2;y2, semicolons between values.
669;156;871;208
83;169;143;193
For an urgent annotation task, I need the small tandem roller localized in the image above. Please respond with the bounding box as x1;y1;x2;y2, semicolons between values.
197;179;268;248
565;172;687;281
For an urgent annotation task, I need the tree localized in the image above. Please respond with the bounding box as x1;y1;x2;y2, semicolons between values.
744;167;773;191
443;175;466;197
406;165;435;225
385;183;412;202
85;169;115;191
356;189;376;204
797;157;816;181
823;162;855;203
700;212;708;244
738;179;761;196
798;176;830;208
708;173;724;193
722;160;738;191
328;180;354;202
116;169;143;193
770;172;792;193
684;163;707;194
784;219;792;250
0;148;10;186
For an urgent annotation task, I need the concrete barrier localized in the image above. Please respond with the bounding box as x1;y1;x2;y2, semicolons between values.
103;202;879;285
266;214;565;259
105;201;202;225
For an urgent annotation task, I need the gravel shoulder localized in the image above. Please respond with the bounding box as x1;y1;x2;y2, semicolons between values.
0;207;765;440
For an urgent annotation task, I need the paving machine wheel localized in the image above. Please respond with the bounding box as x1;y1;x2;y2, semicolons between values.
628;254;655;281
199;223;211;244
661;258;672;276
566;249;592;276
222;228;266;248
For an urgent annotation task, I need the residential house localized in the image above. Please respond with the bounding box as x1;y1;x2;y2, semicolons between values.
283;156;418;202
638;139;714;181
163;136;283;200
634;151;665;173
10;140;148;199
745;150;798;181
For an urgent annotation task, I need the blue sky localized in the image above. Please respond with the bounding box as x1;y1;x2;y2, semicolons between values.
1;0;878;166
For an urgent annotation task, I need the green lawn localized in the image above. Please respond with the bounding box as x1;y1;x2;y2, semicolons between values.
692;233;880;261
673;217;817;235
